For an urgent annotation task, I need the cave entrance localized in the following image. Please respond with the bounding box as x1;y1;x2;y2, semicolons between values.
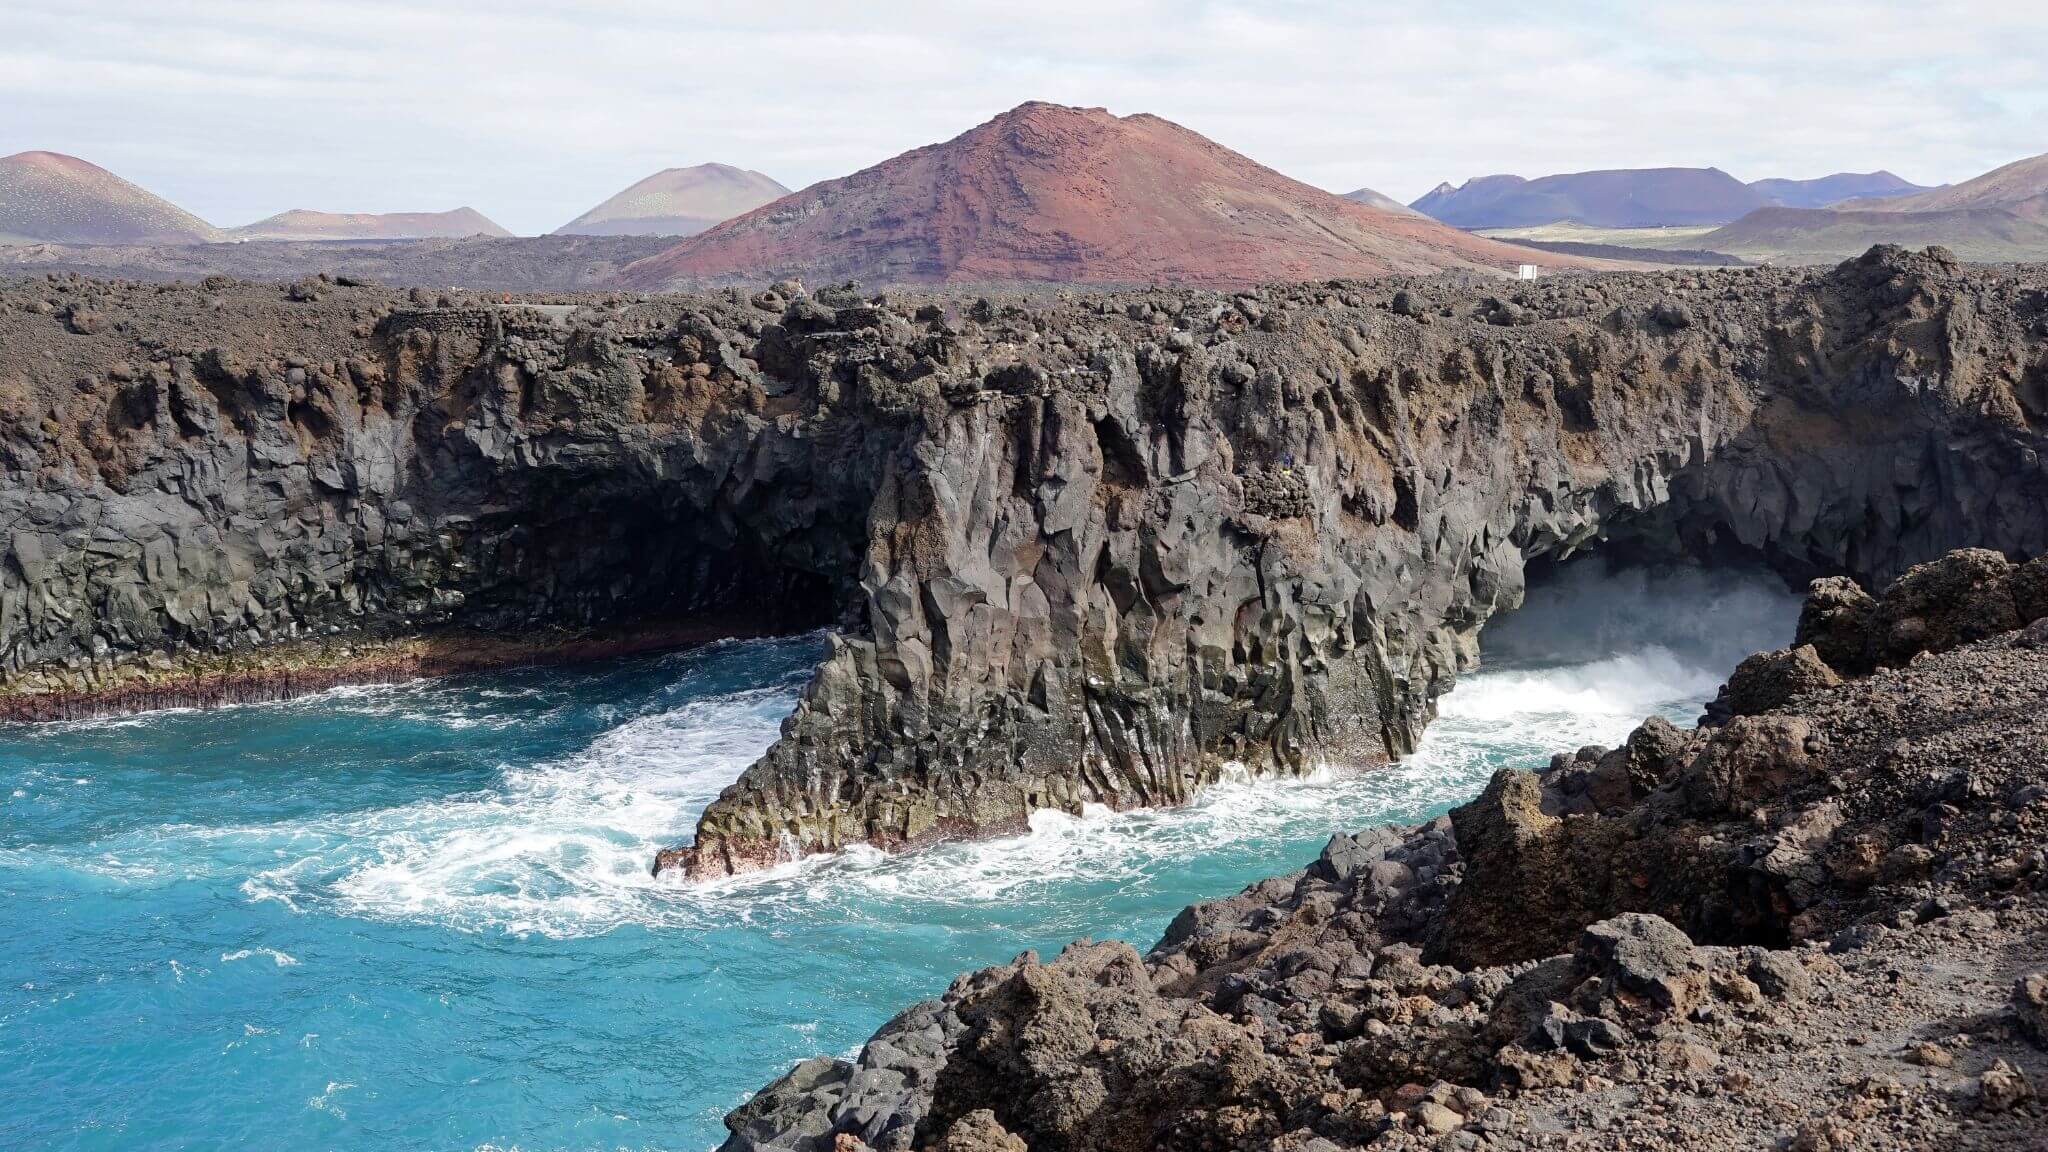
448;474;852;645
1480;550;1805;680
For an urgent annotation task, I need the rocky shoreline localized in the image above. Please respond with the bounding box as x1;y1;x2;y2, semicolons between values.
0;616;776;723
714;548;2048;1151
4;248;2048;880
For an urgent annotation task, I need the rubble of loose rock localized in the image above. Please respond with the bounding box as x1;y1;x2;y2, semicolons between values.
719;549;2048;1151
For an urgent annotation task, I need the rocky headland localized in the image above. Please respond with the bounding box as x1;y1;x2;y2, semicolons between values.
715;548;2048;1151
2;247;2047;885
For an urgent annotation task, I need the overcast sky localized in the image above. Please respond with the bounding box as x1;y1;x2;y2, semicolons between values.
4;1;2045;235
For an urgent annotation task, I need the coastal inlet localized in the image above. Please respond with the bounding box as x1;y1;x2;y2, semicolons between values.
0;564;1792;1150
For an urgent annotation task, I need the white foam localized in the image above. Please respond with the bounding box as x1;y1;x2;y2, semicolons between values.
707;652;1720;914
307;1081;354;1117
1442;646;1718;723
194;640;1728;937
221;947;300;967
242;686;801;937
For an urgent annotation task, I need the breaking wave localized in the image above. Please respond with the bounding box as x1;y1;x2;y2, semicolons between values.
246;686;799;936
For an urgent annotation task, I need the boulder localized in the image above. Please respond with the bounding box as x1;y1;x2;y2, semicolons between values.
1873;548;2020;664
1976;1060;2034;1112
1681;715;1820;816
2011;555;2048;623
1576;914;1708;1016
1796;576;1880;676
722;1056;854;1152
1615;714;1692;797
1313;824;1406;885
1705;644;1841;721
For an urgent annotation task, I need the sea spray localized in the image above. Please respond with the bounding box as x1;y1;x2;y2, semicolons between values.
1483;556;1803;673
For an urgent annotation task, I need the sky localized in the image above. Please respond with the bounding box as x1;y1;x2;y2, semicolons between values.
3;1;2046;236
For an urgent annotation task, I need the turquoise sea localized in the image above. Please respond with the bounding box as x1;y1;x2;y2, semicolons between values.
0;565;1797;1151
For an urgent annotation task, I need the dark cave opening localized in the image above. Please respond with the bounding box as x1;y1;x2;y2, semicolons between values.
445;477;853;643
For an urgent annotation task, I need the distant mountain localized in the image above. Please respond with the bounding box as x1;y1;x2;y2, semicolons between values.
554;164;790;237
618;102;1589;290
1411;168;1766;228
1697;205;2048;265
1842;152;2048;222
231;207;512;242
0;151;221;245
1687;152;2048;265
1748;171;1928;209
1341;186;1422;216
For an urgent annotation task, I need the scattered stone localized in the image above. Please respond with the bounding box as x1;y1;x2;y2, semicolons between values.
1907;1041;1953;1068
1975;1060;2034;1112
1412;1100;1464;1134
1789;1119;1855;1151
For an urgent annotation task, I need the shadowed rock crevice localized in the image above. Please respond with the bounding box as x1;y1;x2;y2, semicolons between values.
0;280;891;717
449;470;848;636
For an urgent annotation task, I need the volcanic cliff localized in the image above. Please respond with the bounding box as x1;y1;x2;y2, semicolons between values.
2;247;2047;886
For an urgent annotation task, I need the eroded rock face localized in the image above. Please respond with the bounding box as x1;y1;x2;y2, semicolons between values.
0;276;892;719
6;246;2048;882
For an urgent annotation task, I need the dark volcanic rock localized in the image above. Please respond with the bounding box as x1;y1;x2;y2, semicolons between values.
5;248;2048;888
668;248;2048;879
1795;575;1883;675
1704;643;1841;721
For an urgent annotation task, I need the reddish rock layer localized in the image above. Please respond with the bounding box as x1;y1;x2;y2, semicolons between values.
1846;152;2048;222
0;618;776;724
619;102;1593;289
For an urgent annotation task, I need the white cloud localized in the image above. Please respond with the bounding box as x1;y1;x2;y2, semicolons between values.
1;0;2043;234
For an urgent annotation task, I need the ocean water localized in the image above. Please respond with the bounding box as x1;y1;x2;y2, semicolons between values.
0;565;1798;1152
